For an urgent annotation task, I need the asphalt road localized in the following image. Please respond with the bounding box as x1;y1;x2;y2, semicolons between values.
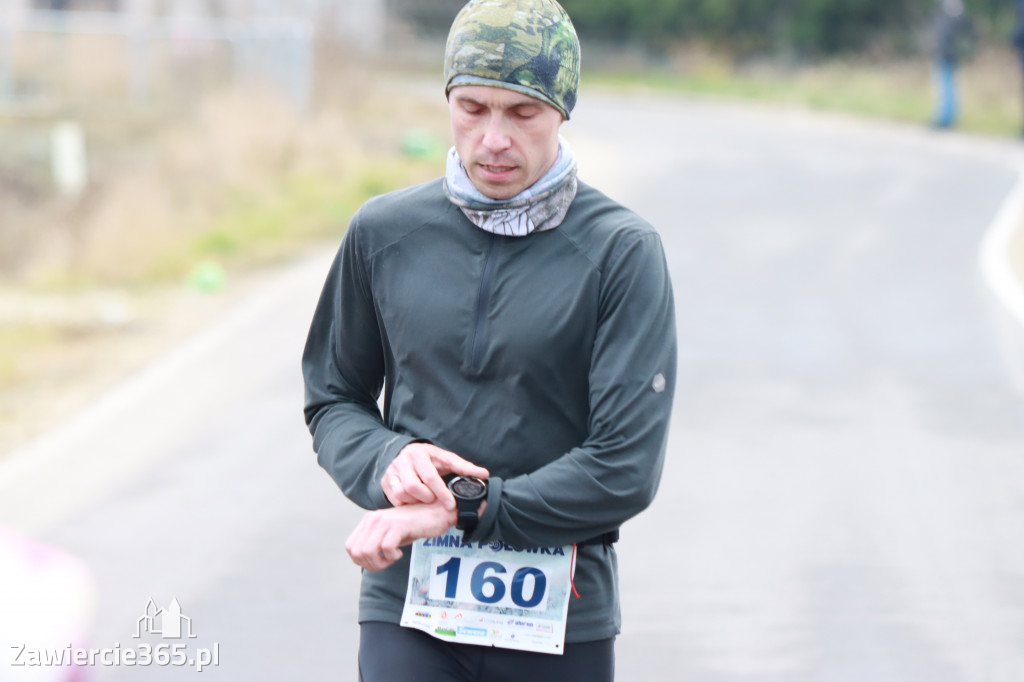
2;93;1024;681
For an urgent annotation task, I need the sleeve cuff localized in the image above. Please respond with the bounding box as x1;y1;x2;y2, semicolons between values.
464;476;502;542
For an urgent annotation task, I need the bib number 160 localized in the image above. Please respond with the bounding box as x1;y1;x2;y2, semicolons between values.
429;556;550;610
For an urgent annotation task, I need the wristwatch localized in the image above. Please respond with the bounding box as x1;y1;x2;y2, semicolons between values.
447;475;487;535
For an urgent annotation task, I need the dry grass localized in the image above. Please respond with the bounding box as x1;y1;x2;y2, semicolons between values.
13;33;129;100
1;63;450;285
0;34;451;455
15;85;360;286
959;50;1023;135
596;46;1024;137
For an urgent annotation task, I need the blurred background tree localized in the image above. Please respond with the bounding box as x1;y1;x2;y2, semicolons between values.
390;0;1015;59
387;0;467;36
563;0;1015;57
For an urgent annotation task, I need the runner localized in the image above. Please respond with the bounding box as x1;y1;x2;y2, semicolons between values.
302;1;676;679
931;0;976;129
1014;0;1024;135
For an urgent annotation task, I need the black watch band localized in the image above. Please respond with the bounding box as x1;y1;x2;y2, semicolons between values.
447;476;487;535
456;508;480;534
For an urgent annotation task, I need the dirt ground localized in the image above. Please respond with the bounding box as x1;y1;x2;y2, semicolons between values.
0;272;255;456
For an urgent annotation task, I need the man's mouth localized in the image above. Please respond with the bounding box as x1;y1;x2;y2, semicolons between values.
480;164;515;174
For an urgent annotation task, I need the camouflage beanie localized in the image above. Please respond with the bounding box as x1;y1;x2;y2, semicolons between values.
444;0;581;120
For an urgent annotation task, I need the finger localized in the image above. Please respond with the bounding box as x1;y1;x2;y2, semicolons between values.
362;549;389;572
358;516;406;572
376;547;403;568
345;524;375;569
393;453;437;505
345;523;378;569
412;456;456;510
384;458;421;506
367;513;403;571
427;446;490;480
347;514;392;571
383;472;406;507
378;527;405;566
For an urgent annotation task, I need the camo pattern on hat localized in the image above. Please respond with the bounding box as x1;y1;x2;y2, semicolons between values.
444;0;581;119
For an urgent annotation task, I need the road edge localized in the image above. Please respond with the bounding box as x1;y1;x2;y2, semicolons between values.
0;249;335;532
980;164;1024;327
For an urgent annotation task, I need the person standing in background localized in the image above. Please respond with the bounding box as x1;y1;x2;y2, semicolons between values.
1013;0;1024;135
932;0;977;129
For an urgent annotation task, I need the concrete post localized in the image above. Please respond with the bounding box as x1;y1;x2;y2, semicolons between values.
51;120;88;196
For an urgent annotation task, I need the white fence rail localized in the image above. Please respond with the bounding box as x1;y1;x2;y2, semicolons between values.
0;9;313;110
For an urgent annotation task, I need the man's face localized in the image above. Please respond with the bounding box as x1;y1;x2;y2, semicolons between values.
449;85;564;201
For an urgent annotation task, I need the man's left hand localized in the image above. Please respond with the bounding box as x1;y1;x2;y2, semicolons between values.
383;442;489;509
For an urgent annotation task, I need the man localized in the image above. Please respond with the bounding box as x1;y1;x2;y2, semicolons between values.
1015;0;1024;135
931;0;976;129
302;1;676;679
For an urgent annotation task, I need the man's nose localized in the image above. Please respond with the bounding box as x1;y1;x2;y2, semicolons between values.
481;115;511;152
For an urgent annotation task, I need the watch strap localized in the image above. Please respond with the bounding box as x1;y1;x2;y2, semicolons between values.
456;508;479;534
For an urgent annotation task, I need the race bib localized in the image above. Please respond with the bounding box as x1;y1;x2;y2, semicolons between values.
400;528;574;655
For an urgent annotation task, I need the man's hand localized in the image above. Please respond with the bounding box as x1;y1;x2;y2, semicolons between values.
345;501;456;572
383;442;489;510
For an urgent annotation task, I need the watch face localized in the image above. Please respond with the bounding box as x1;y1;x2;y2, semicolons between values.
449;476;486;500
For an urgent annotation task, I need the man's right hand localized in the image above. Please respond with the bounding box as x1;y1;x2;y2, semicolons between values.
383;442;489;510
345;501;456;572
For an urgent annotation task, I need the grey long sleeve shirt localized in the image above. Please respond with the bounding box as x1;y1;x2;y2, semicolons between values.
303;178;676;642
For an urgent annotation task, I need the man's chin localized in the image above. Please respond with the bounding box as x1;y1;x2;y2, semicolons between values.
470;177;523;201
480;187;519;201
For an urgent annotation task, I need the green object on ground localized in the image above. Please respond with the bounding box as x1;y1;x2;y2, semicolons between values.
401;129;443;159
187;260;227;293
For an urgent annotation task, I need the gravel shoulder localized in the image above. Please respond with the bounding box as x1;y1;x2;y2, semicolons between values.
0;258;299;457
